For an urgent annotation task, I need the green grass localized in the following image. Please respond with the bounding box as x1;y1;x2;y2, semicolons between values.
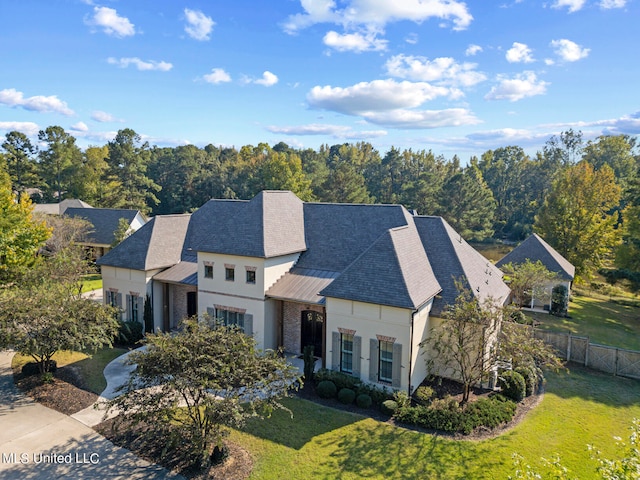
80;273;102;293
12;347;128;394
469;242;514;263
526;293;640;351
232;367;640;479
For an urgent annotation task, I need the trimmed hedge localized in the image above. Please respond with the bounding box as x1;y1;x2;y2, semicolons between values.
515;366;537;397
381;400;398;416
316;380;337;399
414;385;434;406
499;370;526;402
117;320;143;346
338;388;356;405
395;396;516;435
314;368;361;391
356;393;373;409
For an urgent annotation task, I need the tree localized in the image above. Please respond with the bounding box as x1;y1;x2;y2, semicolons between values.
106;129;161;214
320;162;372;203
111;217;132;247
499;320;564;374
36;212;93;256
1;131;39;201
105;317;300;470
37;126;82;201
68;145;110;206
424;284;502;403
500;260;559;308
0;179;51;283
534;162;622;279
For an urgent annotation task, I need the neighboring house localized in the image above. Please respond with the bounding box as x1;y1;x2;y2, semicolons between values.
64;207;147;260
98;191;510;394
33;198;93;215
496;233;575;311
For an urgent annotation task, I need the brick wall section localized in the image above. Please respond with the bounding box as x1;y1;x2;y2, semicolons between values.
171;284;197;326
282;302;324;355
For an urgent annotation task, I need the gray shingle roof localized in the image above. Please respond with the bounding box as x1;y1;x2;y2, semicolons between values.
296;202;414;272
415;216;511;315
97;214;191;270
193;191;306;258
34;199;93;215
320;223;441;309
65;207;142;246
496;233;575;281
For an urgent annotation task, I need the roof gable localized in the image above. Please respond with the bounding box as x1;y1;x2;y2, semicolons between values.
98;214;190;270
415;216;510;315
320;223;441;309
496;233;575;280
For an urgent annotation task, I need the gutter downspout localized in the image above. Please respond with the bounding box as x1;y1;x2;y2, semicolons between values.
409;308;417;395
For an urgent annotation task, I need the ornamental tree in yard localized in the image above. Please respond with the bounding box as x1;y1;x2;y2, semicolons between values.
105;317;301;471
500;259;559;308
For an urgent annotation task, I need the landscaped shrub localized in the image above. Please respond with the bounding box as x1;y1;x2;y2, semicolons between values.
414;385;435;405
117;320;143;346
394;396;517;435
381;399;398;415
356;393;372;409
551;284;568;317
515;366;537;396
316;380;337;399
337;388;356;405
498;370;526;402
356;383;393;406
302;345;315;381
313;368;361;391
21;360;57;376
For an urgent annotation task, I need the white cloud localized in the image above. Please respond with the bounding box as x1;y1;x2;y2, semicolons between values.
203;68;232;84
323;30;387;52
0;88;74;115
551;0;586;13
254;71;279;87
85;6;135;37
385;54;486;87
361;108;480;129
485;71;549;102
184;8;215;41
307;79;455;115
70;121;89;132
405;33;418;45
550;39;590;62
465;44;483;56
506;42;534;63
283;0;473;33
266;123;387;139
107;57;173;71
600;0;627;8
91;110;117;122
0;121;40;136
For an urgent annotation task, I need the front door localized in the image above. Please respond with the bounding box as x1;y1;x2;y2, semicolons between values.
187;291;197;318
301;310;323;357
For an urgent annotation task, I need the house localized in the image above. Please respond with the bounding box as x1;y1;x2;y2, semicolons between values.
64;207;147;260
496;233;575;311
98;191;510;393
33;198;93;215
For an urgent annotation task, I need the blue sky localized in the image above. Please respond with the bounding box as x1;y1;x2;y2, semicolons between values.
1;0;638;159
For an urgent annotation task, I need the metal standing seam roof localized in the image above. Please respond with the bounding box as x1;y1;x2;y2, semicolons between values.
153;261;198;286
266;268;340;304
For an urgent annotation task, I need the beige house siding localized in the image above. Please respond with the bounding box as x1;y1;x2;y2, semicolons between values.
101;266;159;325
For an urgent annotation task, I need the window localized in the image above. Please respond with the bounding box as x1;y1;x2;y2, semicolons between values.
129;294;139;322
225;267;235;281
246;269;256;284
204;265;213;279
378;340;394;383
218;308;244;330
106;291;118;308
340;333;354;374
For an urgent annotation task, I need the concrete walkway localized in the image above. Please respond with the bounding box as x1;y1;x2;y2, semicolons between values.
0;350;183;480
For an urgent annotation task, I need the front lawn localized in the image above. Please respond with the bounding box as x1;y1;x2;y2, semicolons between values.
80;273;102;293
12;347;127;394
526;293;640;351
232;367;640;479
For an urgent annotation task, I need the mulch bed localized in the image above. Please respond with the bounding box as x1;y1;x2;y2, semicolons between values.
13;365;98;415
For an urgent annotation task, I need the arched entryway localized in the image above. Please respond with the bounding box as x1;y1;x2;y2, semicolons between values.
301;310;324;358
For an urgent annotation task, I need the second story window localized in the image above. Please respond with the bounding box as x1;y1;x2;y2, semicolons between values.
225;266;235;281
204;264;213;279
246;269;256;284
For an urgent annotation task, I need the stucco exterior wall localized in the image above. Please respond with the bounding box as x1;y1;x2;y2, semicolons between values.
101;266;159;323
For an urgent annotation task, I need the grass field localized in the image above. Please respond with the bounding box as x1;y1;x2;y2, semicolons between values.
12;347;127;394
232;367;640;479
80;273;102;293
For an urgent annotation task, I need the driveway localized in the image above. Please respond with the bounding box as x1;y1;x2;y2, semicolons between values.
0;350;183;480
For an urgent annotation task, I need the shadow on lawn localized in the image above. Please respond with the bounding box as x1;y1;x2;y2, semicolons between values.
241;397;364;450
545;364;640;407
318;421;501;479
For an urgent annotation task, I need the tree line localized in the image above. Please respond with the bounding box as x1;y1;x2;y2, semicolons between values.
1;126;638;280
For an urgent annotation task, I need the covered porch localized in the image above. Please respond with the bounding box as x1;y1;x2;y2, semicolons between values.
153;261;198;331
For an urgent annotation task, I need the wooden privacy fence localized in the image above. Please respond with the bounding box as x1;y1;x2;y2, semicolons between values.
533;329;640;380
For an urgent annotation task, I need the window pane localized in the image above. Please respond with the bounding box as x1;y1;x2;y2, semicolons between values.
246;270;256;284
341;333;353;374
225;268;234;281
204;265;213;278
379;341;393;383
